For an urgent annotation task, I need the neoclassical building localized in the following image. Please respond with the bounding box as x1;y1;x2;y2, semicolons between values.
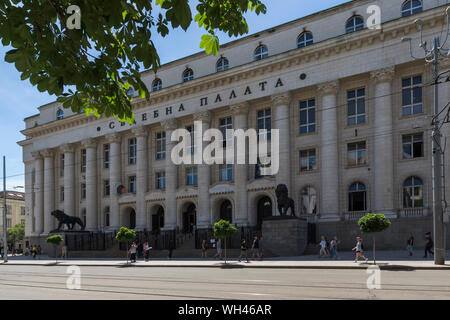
19;0;450;249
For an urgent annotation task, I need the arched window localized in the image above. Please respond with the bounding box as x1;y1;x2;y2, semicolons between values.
216;57;229;72
297;31;313;48
348;182;367;212
403;176;424;208
346;15;364;34
183;68;194;82
56;109;64;120
300;186;317;215
401;0;423;17
254;45;268;61
152;78;162;92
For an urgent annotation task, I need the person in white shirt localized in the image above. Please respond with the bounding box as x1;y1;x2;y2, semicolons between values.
318;236;327;258
352;236;368;263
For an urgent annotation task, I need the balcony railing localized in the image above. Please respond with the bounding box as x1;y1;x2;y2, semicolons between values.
400;208;427;218
344;211;367;221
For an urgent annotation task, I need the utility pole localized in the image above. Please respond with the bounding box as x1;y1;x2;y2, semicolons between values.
2;156;7;263
403;8;450;265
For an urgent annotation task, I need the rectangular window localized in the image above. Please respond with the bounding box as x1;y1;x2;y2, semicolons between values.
219;117;233;148
402;75;423;116
186;125;196;155
104;180;110;196
156;172;166;190
128;138;137;165
156;132;166;160
105;209;110;227
60;154;65;177
186;167;198;186
300;149;317;172
129;176;136;193
347;88;366;126
104;144;110;169
257;108;271;141
60;186;64;202
20;206;25;216
81;183;86;199
347;141;367;166
299;99;316;134
6;219;11;228
220;164;233;182
402;133;424;159
81;149;86;173
6;205;12;215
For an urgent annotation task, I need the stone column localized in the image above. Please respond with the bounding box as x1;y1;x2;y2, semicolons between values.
194;111;211;229
31;152;44;234
162;119;178;230
61;144;75;217
272;92;292;192
318;80;340;222
132;126;148;230
231;102;249;226
81;138;98;231
370;67;396;218
42;149;55;233
24;161;33;236
106;133;121;230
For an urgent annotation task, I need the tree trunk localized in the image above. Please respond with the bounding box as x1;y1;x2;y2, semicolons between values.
224;238;227;264
126;242;129;264
373;236;376;265
55;246;57;264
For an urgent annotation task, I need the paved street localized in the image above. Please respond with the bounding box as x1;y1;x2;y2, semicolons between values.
0;264;450;300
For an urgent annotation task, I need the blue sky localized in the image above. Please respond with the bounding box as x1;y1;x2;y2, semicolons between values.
0;0;349;190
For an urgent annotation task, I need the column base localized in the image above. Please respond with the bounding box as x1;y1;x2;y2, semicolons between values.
374;210;397;219
318;215;341;222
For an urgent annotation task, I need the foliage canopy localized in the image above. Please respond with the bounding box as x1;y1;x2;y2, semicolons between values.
358;213;391;234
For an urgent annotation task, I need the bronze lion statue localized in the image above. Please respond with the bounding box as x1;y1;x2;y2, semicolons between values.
50;210;85;232
275;184;296;217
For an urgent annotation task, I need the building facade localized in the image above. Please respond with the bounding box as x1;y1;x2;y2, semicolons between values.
0;191;26;237
18;0;450;250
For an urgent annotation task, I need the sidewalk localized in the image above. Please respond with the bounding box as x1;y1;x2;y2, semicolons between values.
1;250;450;270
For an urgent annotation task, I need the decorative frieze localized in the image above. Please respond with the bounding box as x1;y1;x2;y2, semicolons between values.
131;125;148;137
230;102;249;115
106;133;121;143
271;92;291;107
161;118;178;131
317;80;339;96
370;66;395;83
60;143;75;153
81;138;97;149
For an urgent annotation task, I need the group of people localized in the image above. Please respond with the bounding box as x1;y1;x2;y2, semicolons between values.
128;242;153;263
25;245;42;259
318;236;341;260
238;236;264;262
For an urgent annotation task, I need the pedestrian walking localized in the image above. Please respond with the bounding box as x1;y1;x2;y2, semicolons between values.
352;236;368;263
318;236;327;258
251;236;259;260
129;242;137;263
201;239;207;258
407;233;414;257
214;239;223;259
31;245;37;260
330;236;340;260
238;239;249;262
143;242;152;262
258;236;264;261
37;245;41;260
424;232;434;258
61;245;68;260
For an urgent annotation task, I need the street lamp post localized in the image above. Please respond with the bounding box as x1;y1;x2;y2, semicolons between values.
403;8;450;265
2;156;7;263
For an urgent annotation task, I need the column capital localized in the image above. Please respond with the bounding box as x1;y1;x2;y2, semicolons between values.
370;66;395;83
193;110;211;123
161;118;178;131
31;151;43;159
230;102;249;115
81;138;97;149
41;149;54;158
131;126;148;138
317;80;339;95
106;133;121;144
271;92;291;107
60;143;75;153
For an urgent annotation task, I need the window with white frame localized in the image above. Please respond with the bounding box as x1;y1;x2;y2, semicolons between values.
220;164;233;182
216;57;229;72
128;138;137;165
254;45;268;61
347;141;366;166
300;149;317;172
129;176;136;193
156;132;166;160
56;109;64;120
104;144;110;169
402;75;423;116
402;133;424;159
152;78;162;92
219;117;233;148
156;172;166;190
299;99;316;134
183;68;194;82
257;108;271;141
297;31;313;48
403;176;424;208
186;167;198;186
345;16;364;34
347;88;366;126
401;0;422;17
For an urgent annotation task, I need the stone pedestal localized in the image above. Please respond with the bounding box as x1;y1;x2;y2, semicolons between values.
261;217;308;257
